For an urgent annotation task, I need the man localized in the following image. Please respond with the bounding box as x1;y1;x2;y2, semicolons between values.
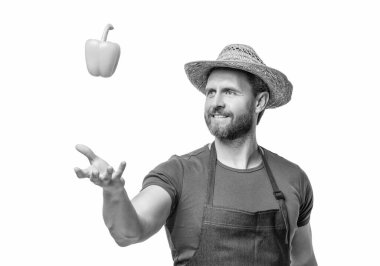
74;44;317;265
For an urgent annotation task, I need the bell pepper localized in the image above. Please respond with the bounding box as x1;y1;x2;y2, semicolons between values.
85;24;121;77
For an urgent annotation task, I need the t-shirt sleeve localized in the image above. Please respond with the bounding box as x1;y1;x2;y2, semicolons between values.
297;168;314;227
141;155;183;216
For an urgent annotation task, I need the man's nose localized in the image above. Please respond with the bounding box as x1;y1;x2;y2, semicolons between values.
214;92;225;108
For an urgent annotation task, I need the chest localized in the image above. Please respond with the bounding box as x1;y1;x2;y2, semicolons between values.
213;165;279;212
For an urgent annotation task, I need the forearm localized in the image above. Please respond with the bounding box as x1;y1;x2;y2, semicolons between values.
102;188;143;246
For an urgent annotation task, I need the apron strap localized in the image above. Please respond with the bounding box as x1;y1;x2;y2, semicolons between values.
207;142;290;245
259;146;290;245
206;142;217;206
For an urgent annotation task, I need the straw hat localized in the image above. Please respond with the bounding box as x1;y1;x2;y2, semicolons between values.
184;44;293;108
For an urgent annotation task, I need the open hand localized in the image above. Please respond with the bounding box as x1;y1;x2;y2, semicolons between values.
74;144;126;192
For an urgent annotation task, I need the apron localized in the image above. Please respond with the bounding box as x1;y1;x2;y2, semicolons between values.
186;142;291;266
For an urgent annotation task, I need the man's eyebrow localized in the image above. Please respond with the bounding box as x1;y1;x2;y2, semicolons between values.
221;87;241;93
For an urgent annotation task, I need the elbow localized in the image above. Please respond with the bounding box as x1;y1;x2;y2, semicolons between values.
114;238;134;247
109;228;142;247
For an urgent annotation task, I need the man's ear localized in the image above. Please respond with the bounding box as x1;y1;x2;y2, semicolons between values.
255;91;270;114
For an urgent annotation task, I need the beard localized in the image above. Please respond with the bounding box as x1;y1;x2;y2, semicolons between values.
204;105;254;141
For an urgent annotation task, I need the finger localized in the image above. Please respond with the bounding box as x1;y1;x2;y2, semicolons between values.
74;167;91;178
113;161;127;180
101;166;114;184
90;169;101;185
75;144;98;163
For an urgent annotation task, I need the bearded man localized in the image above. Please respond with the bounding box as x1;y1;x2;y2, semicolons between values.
75;44;317;266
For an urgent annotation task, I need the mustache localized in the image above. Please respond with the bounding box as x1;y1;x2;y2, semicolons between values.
207;107;232;117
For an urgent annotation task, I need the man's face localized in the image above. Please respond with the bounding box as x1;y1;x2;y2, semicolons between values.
204;69;256;140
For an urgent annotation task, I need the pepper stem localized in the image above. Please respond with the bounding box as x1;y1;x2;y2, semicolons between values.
101;24;114;42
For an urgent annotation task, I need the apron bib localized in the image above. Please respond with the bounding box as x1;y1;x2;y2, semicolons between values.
186;143;291;266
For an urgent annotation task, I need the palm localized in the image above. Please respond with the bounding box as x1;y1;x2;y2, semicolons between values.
91;157;110;174
74;144;126;190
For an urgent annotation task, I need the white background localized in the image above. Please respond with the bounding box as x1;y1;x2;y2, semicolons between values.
1;0;379;265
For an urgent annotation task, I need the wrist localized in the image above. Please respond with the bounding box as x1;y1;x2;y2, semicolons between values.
103;187;127;200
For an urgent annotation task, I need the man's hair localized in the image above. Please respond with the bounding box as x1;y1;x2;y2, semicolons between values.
208;67;269;125
245;71;269;125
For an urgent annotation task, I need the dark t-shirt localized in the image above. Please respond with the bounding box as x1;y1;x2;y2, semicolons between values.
142;144;313;265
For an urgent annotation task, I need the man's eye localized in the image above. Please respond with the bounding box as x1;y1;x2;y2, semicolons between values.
225;90;235;95
206;90;215;97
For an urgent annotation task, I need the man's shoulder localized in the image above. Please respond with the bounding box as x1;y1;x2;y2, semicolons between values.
261;146;307;180
262;147;299;168
152;144;209;179
155;144;209;170
163;143;210;170
178;144;210;160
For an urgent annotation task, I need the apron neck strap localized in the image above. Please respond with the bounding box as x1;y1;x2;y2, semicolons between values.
259;146;290;244
259;147;285;200
207;143;286;204
206;142;217;205
206;142;290;244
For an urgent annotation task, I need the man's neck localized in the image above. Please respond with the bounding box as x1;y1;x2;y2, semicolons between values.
214;134;262;170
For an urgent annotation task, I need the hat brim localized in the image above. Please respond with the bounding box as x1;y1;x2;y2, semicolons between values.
184;60;293;108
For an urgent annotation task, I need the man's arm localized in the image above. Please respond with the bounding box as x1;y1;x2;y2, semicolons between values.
103;185;171;246
75;144;172;247
291;223;317;266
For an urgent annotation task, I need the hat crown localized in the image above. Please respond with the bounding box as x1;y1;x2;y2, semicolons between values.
217;44;266;66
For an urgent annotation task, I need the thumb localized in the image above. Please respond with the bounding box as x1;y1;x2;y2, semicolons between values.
75;144;98;163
